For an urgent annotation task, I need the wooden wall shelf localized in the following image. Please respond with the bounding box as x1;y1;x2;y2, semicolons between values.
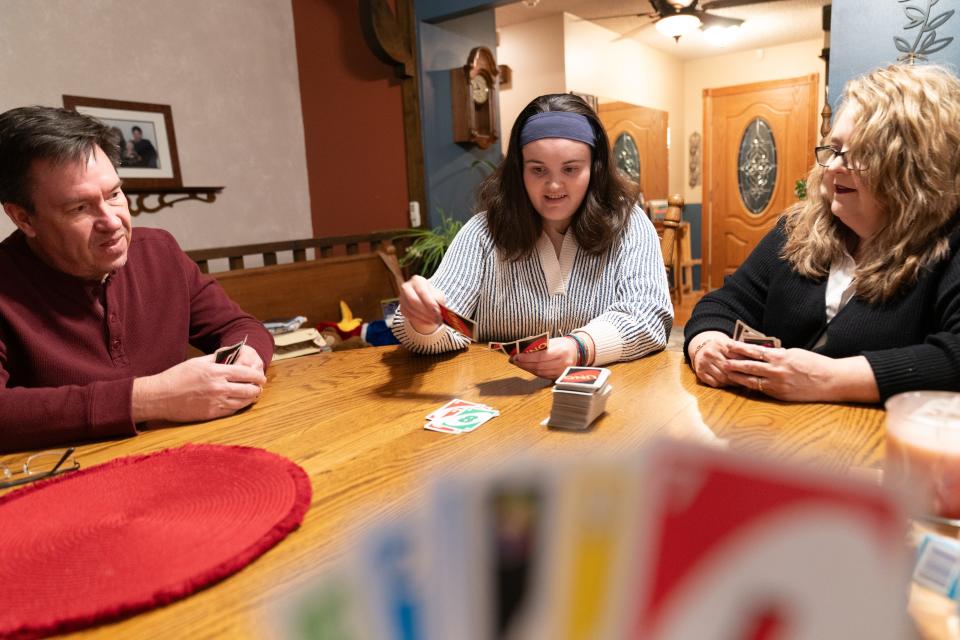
124;186;224;215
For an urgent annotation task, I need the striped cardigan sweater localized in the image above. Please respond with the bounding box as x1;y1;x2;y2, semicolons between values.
391;209;673;366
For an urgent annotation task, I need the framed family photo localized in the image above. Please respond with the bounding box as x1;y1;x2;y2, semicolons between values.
62;95;182;189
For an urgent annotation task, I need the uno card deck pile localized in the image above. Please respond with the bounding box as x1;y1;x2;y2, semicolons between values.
733;319;781;348
545;366;612;430
488;332;549;356
423;399;499;435
266;440;912;640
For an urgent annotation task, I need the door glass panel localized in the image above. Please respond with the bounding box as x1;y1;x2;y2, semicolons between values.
613;132;641;183
737;118;777;215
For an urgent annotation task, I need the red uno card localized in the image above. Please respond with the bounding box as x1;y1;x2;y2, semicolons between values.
554;366;611;392
518;332;550;354
438;304;477;341
626;440;910;639
488;342;508;355
742;335;782;348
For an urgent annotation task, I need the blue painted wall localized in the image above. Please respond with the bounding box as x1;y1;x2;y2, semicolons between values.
416;8;502;226
416;0;514;22
830;0;959;108
684;203;703;291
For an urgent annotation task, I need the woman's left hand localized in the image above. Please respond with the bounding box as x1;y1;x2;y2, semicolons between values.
722;341;843;402
511;337;579;380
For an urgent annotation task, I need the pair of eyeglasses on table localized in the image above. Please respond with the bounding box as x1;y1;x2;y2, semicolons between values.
0;448;80;489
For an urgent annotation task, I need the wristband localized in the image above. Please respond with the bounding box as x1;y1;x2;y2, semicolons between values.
565;334;587;366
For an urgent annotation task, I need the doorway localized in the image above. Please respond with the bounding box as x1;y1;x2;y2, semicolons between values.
597;102;669;201
702;74;819;290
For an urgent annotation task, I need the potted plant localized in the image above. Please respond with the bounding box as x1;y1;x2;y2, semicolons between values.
395;211;463;278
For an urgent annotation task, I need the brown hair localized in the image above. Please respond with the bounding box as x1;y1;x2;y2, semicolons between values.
782;64;960;303
0;106;121;213
477;93;638;260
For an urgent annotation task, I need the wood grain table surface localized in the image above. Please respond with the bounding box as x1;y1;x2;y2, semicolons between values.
3;346;924;638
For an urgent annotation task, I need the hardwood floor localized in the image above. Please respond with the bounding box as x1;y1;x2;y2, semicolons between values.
666;289;703;354
673;290;703;328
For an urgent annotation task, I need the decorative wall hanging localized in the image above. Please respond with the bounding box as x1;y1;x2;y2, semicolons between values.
63;96;181;190
688;131;702;188
895;0;954;63
450;47;499;149
63;96;222;215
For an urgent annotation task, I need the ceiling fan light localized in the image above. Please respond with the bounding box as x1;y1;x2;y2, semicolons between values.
655;14;702;39
704;24;740;47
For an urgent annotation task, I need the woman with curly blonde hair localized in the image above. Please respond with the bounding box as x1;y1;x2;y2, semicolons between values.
684;63;960;402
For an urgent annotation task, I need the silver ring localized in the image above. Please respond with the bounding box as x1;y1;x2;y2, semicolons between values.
757;377;764;393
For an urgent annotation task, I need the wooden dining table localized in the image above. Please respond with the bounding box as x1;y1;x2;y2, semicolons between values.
3;345;952;638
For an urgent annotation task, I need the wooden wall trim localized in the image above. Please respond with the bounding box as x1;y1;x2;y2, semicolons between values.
359;0;426;228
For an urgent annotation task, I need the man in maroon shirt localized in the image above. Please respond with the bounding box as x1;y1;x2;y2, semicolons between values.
0;106;273;451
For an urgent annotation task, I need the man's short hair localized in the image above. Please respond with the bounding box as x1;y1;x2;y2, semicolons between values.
0;106;121;212
131;126;142;135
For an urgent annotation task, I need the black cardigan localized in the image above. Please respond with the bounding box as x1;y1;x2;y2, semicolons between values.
683;217;960;401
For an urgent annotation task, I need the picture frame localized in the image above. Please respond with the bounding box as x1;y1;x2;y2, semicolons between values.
62;95;182;190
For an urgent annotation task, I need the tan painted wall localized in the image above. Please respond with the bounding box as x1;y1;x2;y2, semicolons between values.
683;38;826;203
563;14;686;199
496;14;567;152
0;0;312;253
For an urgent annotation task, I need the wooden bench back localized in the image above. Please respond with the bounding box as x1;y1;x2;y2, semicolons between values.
212;250;403;326
186;230;409;273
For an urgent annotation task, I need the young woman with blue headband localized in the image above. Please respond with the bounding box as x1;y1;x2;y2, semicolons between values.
392;93;672;378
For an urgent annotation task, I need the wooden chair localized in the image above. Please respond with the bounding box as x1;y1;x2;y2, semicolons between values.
653;194;684;304
677;222;702;297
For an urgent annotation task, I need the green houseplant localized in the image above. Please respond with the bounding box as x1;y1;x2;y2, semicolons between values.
395;211;464;278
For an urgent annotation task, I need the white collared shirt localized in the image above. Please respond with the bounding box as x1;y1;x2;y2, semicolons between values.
814;249;857;349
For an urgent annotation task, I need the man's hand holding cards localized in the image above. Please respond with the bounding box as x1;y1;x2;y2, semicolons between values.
214;336;247;365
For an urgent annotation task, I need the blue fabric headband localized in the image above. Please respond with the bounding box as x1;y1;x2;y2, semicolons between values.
519;111;596;148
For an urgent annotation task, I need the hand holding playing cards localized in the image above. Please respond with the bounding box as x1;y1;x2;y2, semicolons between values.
511;337;580;379
232;345;265;373
688;331;739;388
723;342;879;402
398;275;446;335
131;355;267;423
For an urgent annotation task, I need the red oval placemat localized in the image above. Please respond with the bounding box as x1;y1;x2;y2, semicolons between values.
0;444;311;638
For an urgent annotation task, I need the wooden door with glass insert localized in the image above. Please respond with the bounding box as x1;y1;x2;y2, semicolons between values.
598;101;668;201
702;74;818;290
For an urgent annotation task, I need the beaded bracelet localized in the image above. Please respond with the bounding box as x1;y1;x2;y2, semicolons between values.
566;333;588;367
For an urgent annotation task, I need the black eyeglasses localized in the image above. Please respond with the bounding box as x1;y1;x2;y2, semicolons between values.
814;145;852;169
0;448;80;489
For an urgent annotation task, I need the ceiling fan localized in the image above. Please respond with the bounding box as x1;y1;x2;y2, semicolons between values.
589;0;790;42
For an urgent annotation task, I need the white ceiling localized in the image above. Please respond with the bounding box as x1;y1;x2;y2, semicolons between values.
496;0;830;61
